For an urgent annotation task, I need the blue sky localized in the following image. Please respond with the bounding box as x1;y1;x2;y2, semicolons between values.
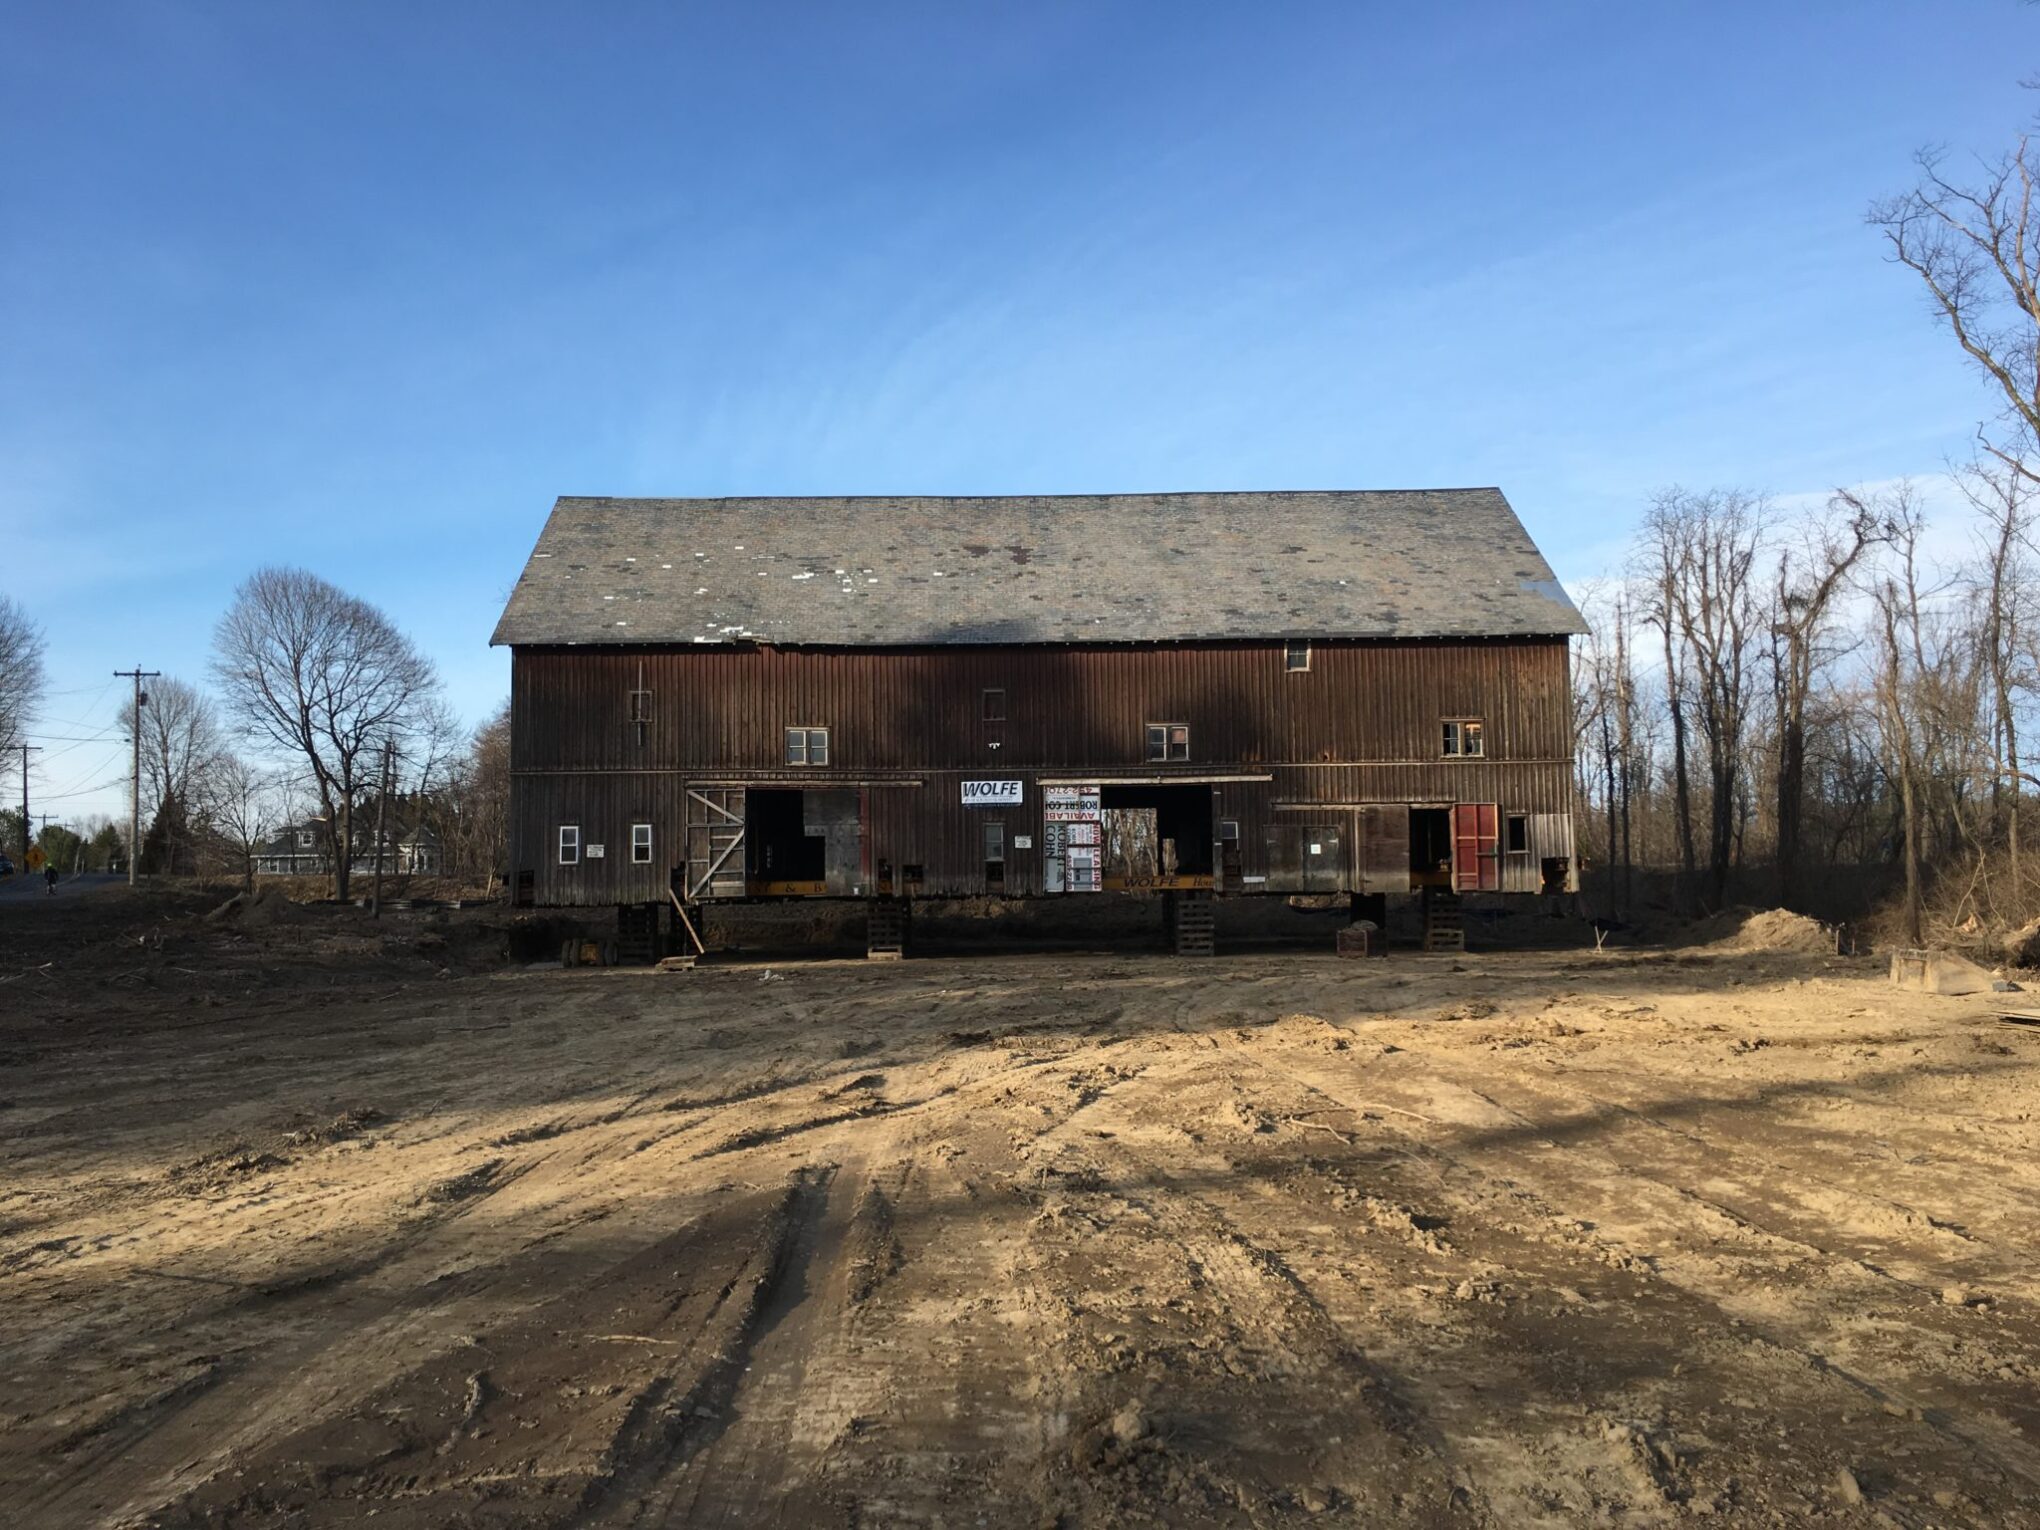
3;1;2030;819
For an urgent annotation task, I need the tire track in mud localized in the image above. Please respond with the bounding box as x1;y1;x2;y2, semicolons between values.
927;1043;1474;1525
571;1167;837;1528
1253;1043;2040;1507
12;1148;594;1527
132;1171;832;1530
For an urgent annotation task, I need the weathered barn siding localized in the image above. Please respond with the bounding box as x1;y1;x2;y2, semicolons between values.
510;638;1573;773
508;638;1577;906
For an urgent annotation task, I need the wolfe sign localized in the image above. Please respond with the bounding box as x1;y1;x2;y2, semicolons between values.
960;780;1023;807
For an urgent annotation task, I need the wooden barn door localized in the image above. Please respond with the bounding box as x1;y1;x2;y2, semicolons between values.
684;788;746;899
1452;803;1500;893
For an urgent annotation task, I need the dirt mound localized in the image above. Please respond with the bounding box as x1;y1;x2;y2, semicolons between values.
1727;908;1833;953
206;886;306;928
1700;907;1833;955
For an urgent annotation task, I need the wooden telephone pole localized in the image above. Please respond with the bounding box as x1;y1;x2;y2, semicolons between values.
371;740;394;918
114;668;160;885
16;742;32;865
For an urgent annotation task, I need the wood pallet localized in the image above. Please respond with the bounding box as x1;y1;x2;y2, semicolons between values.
867;898;909;961
615;903;661;965
1422;889;1465;953
1167;890;1215;957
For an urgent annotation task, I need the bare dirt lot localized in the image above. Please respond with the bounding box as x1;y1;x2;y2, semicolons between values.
4;892;2039;1527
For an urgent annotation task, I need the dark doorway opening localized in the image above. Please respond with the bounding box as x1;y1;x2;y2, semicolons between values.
1099;784;1214;877
1410;808;1452;889
747;790;824;886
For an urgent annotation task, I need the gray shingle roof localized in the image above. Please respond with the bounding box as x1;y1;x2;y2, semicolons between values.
490;489;1586;647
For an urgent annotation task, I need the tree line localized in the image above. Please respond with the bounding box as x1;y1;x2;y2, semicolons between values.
1574;124;2040;944
0;571;509;898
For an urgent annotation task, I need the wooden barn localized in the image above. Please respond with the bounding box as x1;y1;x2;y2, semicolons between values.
490;490;1587;956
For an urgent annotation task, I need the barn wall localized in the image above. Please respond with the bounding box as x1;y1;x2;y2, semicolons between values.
508;638;1577;905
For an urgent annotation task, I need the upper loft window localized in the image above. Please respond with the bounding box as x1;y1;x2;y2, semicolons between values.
558;824;581;865
632;823;653;864
1506;814;1529;854
1146;723;1190;762
982;687;1006;722
628;689;652;724
1442;719;1485;757
1284;642;1311;672
785;726;830;766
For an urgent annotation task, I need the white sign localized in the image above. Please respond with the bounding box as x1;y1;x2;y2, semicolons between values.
586;843;606;859
960;779;1023;807
1043;785;1100;822
1012;835;1033;850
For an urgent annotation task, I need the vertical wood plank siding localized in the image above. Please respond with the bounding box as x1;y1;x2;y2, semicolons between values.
510;638;1576;904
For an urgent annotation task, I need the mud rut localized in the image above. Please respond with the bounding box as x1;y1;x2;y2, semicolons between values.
3;947;2039;1527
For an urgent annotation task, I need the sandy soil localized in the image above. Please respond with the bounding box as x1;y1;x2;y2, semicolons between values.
3;893;2038;1527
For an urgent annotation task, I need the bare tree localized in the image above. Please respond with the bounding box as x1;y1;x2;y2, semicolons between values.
0;594;46;778
211;568;441;900
442;701;511;889
1639;502;1701;911
1772;494;1884;909
1872;143;2040;472
209;754;282;893
117;676;225;875
1957;458;2036;885
1644;489;1767;910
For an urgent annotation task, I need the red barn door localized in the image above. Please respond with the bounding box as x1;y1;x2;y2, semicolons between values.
1452;803;1500;892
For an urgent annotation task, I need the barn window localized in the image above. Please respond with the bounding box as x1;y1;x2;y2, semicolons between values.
1285;642;1311;672
982;687;1006;722
1145;723;1190;762
632;823;653;864
628;689;652;723
785;727;830;766
1441;719;1485;757
1506;814;1528;854
558;825;581;865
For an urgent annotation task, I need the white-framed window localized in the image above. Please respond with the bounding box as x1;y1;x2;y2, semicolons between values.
558;824;581;865
1284;641;1311;672
1442;719;1485;757
631;823;653;864
785;726;830;765
1145;722;1190;762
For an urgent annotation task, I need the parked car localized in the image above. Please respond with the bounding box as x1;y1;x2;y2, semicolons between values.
0;854;14;877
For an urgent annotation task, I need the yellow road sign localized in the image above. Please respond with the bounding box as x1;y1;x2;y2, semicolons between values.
24;846;46;872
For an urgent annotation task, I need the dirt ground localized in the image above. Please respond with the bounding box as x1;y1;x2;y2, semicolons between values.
3;891;2039;1527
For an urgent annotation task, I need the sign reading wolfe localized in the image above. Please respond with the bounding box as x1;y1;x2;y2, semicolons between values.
960;779;1024;807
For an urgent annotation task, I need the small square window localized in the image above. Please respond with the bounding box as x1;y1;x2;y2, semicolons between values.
1505;814;1528;854
1145;723;1190;762
558;825;581;865
1285;642;1311;672
785;727;830;766
982;687;1006;722
1442;719;1485;757
632;823;653;864
628;689;652;723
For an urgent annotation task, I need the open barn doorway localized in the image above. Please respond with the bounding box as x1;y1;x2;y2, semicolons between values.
746;789;863;895
1410;807;1453;890
748;790;825;891
1099;784;1213;883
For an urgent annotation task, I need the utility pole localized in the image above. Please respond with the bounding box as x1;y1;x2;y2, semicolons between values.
114;668;160;885
371;739;394;919
17;742;32;864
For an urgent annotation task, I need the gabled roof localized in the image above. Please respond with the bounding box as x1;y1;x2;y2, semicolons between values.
489;489;1586;647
